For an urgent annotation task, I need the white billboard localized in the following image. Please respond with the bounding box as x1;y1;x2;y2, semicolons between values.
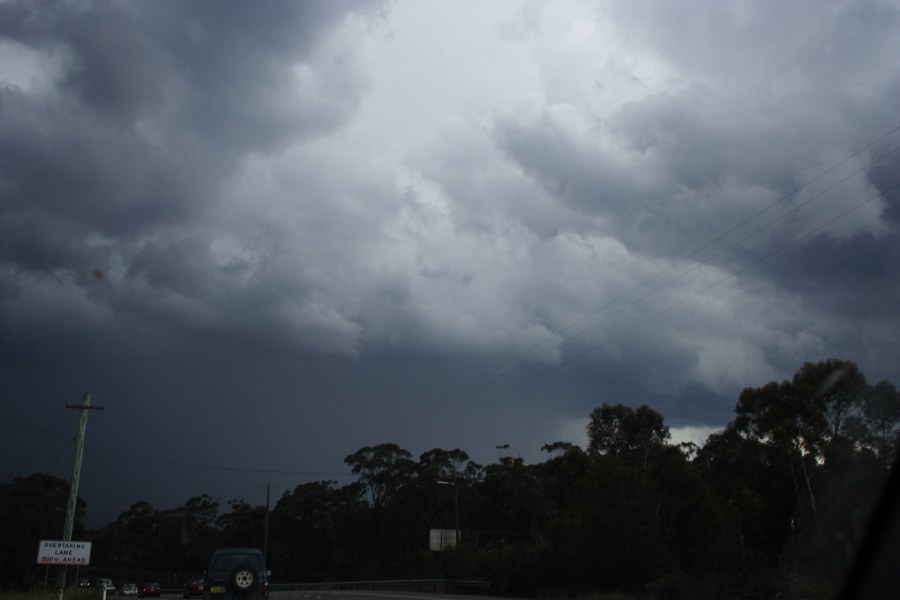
36;540;92;565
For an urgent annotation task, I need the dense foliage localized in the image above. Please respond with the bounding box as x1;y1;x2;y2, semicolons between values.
2;359;897;598
0;473;86;590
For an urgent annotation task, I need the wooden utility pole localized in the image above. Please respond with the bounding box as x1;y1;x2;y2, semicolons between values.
263;482;271;558
58;393;104;588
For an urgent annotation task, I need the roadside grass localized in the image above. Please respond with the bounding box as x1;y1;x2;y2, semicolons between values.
0;590;102;600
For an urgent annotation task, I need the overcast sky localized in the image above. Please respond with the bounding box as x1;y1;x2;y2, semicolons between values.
2;0;899;528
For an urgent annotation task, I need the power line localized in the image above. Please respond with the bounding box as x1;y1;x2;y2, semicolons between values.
84;447;353;478
42;436;76;478
510;143;900;360
397;180;900;444
335;135;900;456
2;412;96;478
0;417;76;437
1;416;353;478
668;124;900;267
9;408;72;478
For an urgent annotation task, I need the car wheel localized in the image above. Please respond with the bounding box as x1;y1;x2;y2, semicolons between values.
229;565;258;593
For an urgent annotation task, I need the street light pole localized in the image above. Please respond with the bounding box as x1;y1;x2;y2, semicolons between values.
437;477;460;546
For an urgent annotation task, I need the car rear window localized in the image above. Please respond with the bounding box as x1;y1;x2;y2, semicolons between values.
211;553;261;572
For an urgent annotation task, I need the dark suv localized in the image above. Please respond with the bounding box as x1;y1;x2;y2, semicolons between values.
203;548;269;600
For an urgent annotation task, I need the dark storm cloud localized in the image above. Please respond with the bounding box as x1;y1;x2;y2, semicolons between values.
0;0;389;523
491;0;900;258
0;0;378;141
733;152;900;312
2;0;899;527
870;152;900;224
0;0;386;344
494;81;897;261
0;84;202;238
481;21;896;455
493;107;648;231
485;0;900;400
0;0;381;273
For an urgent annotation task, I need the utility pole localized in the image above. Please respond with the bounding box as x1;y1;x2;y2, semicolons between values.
263;482;271;558
453;473;460;544
58;393;104;588
437;477;460;546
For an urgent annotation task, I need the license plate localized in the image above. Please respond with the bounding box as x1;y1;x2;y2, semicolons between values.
211;587;225;593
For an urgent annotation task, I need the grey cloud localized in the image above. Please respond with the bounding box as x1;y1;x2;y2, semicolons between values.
738;231;900;348
0;86;202;232
127;236;216;297
0;0;386;329
870;152;900;224
412;120;587;240
613;0;900;93
493;108;647;227
610;84;801;192
0;0;380;144
490;0;900;262
494;85;892;263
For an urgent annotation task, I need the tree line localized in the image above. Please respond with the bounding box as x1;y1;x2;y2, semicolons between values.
2;358;898;598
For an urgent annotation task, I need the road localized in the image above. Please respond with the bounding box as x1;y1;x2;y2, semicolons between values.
272;593;499;600
157;594;500;600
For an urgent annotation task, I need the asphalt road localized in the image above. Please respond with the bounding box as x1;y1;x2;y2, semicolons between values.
271;593;500;600
152;594;500;600
150;593;502;600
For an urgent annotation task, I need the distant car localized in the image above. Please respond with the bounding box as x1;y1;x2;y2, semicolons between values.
182;577;205;598
96;579;117;595
120;583;139;596
78;579;91;588
139;583;160;598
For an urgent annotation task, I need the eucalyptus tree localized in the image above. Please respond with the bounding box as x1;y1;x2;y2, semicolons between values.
343;443;420;575
587;403;671;470
863;380;900;467
271;480;368;581
217;499;265;549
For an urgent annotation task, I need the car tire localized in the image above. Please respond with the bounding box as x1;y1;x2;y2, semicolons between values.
229;565;258;594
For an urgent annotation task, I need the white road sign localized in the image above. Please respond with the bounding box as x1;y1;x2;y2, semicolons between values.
429;528;458;551
36;540;92;565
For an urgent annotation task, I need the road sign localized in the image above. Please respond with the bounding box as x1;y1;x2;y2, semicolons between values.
36;540;92;565
429;528;458;551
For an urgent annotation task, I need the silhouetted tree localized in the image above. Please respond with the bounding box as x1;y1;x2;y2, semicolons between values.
863;380;900;467
217;499;265;548
587;403;671;470
0;473;86;590
7;357;892;600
